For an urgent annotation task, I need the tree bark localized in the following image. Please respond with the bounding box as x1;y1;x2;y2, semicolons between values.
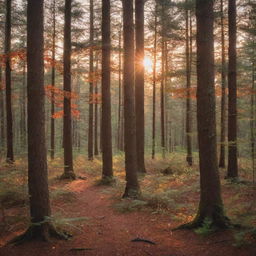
219;0;227;168
227;0;238;179
185;5;193;166
94;53;99;156
180;0;229;229
5;0;14;163
160;2;166;159
135;0;146;173
0;66;4;152
117;26;123;151
101;0;113;179
88;0;94;161
10;0;68;242
122;0;140;198
50;0;56;160
251;59;255;184
62;0;75;179
152;4;157;160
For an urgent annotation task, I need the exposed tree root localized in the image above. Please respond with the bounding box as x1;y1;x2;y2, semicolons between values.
8;223;71;245
173;214;231;231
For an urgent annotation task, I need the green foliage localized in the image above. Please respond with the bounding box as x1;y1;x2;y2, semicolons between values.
50;188;77;202
95;176;116;186
113;199;148;213
45;214;90;234
233;228;256;247
194;218;216;236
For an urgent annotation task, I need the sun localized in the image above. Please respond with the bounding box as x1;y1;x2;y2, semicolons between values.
143;56;153;72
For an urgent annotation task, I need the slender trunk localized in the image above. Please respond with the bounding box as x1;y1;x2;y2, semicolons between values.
21;61;26;149
5;0;14;163
94;54;99;156
101;0;113;178
251;59;255;184
219;0;227;168
135;0;146;173
164;41;169;153
50;0;56;160
152;5;157;159
88;0;94;161
227;0;238;178
117;26;122;151
122;0;140;198
62;0;75;179
185;5;193;166
160;3;166;158
0;66;4;151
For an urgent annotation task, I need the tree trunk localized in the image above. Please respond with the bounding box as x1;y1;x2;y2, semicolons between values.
122;0;140;198
135;0;146;173
117;25;123;151
219;0;227;168
251;59;255;184
160;3;166;159
88;0;94;161
94;54;99;156
50;0;56;160
5;0;14;163
20;60;27;150
227;0;238;179
152;4;157;160
101;0;113;179
181;0;229;229
10;0;68;242
0;66;5;152
61;0;75;179
185;5;193;166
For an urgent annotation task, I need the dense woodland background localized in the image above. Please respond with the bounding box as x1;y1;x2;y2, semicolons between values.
0;0;255;252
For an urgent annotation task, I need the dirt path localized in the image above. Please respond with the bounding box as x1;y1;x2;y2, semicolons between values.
0;178;255;256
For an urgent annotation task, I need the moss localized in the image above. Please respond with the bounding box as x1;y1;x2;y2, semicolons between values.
60;171;76;180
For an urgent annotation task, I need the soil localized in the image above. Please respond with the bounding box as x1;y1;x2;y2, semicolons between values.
0;174;255;256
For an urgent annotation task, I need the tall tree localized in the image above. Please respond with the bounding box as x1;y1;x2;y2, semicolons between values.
117;25;123;151
88;0;94;161
101;0;113;180
50;0;56;160
5;0;14;163
227;0;238;178
185;2;193;166
135;0;146;173
94;54;99;156
0;66;4;152
122;0;140;198
179;0;229;229
219;0;227;168
152;4;157;159
11;0;67;242
160;1;166;158
61;0;75;179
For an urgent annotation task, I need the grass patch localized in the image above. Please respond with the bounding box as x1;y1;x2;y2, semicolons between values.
113;199;148;213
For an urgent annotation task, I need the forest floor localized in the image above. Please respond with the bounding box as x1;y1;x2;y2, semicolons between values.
0;153;256;256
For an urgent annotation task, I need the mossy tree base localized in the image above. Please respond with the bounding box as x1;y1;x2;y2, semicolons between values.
60;172;76;180
97;176;116;186
175;213;231;231
122;187;141;199
186;156;193;166
8;223;71;245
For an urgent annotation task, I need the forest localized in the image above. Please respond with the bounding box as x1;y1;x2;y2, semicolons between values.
0;0;255;255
